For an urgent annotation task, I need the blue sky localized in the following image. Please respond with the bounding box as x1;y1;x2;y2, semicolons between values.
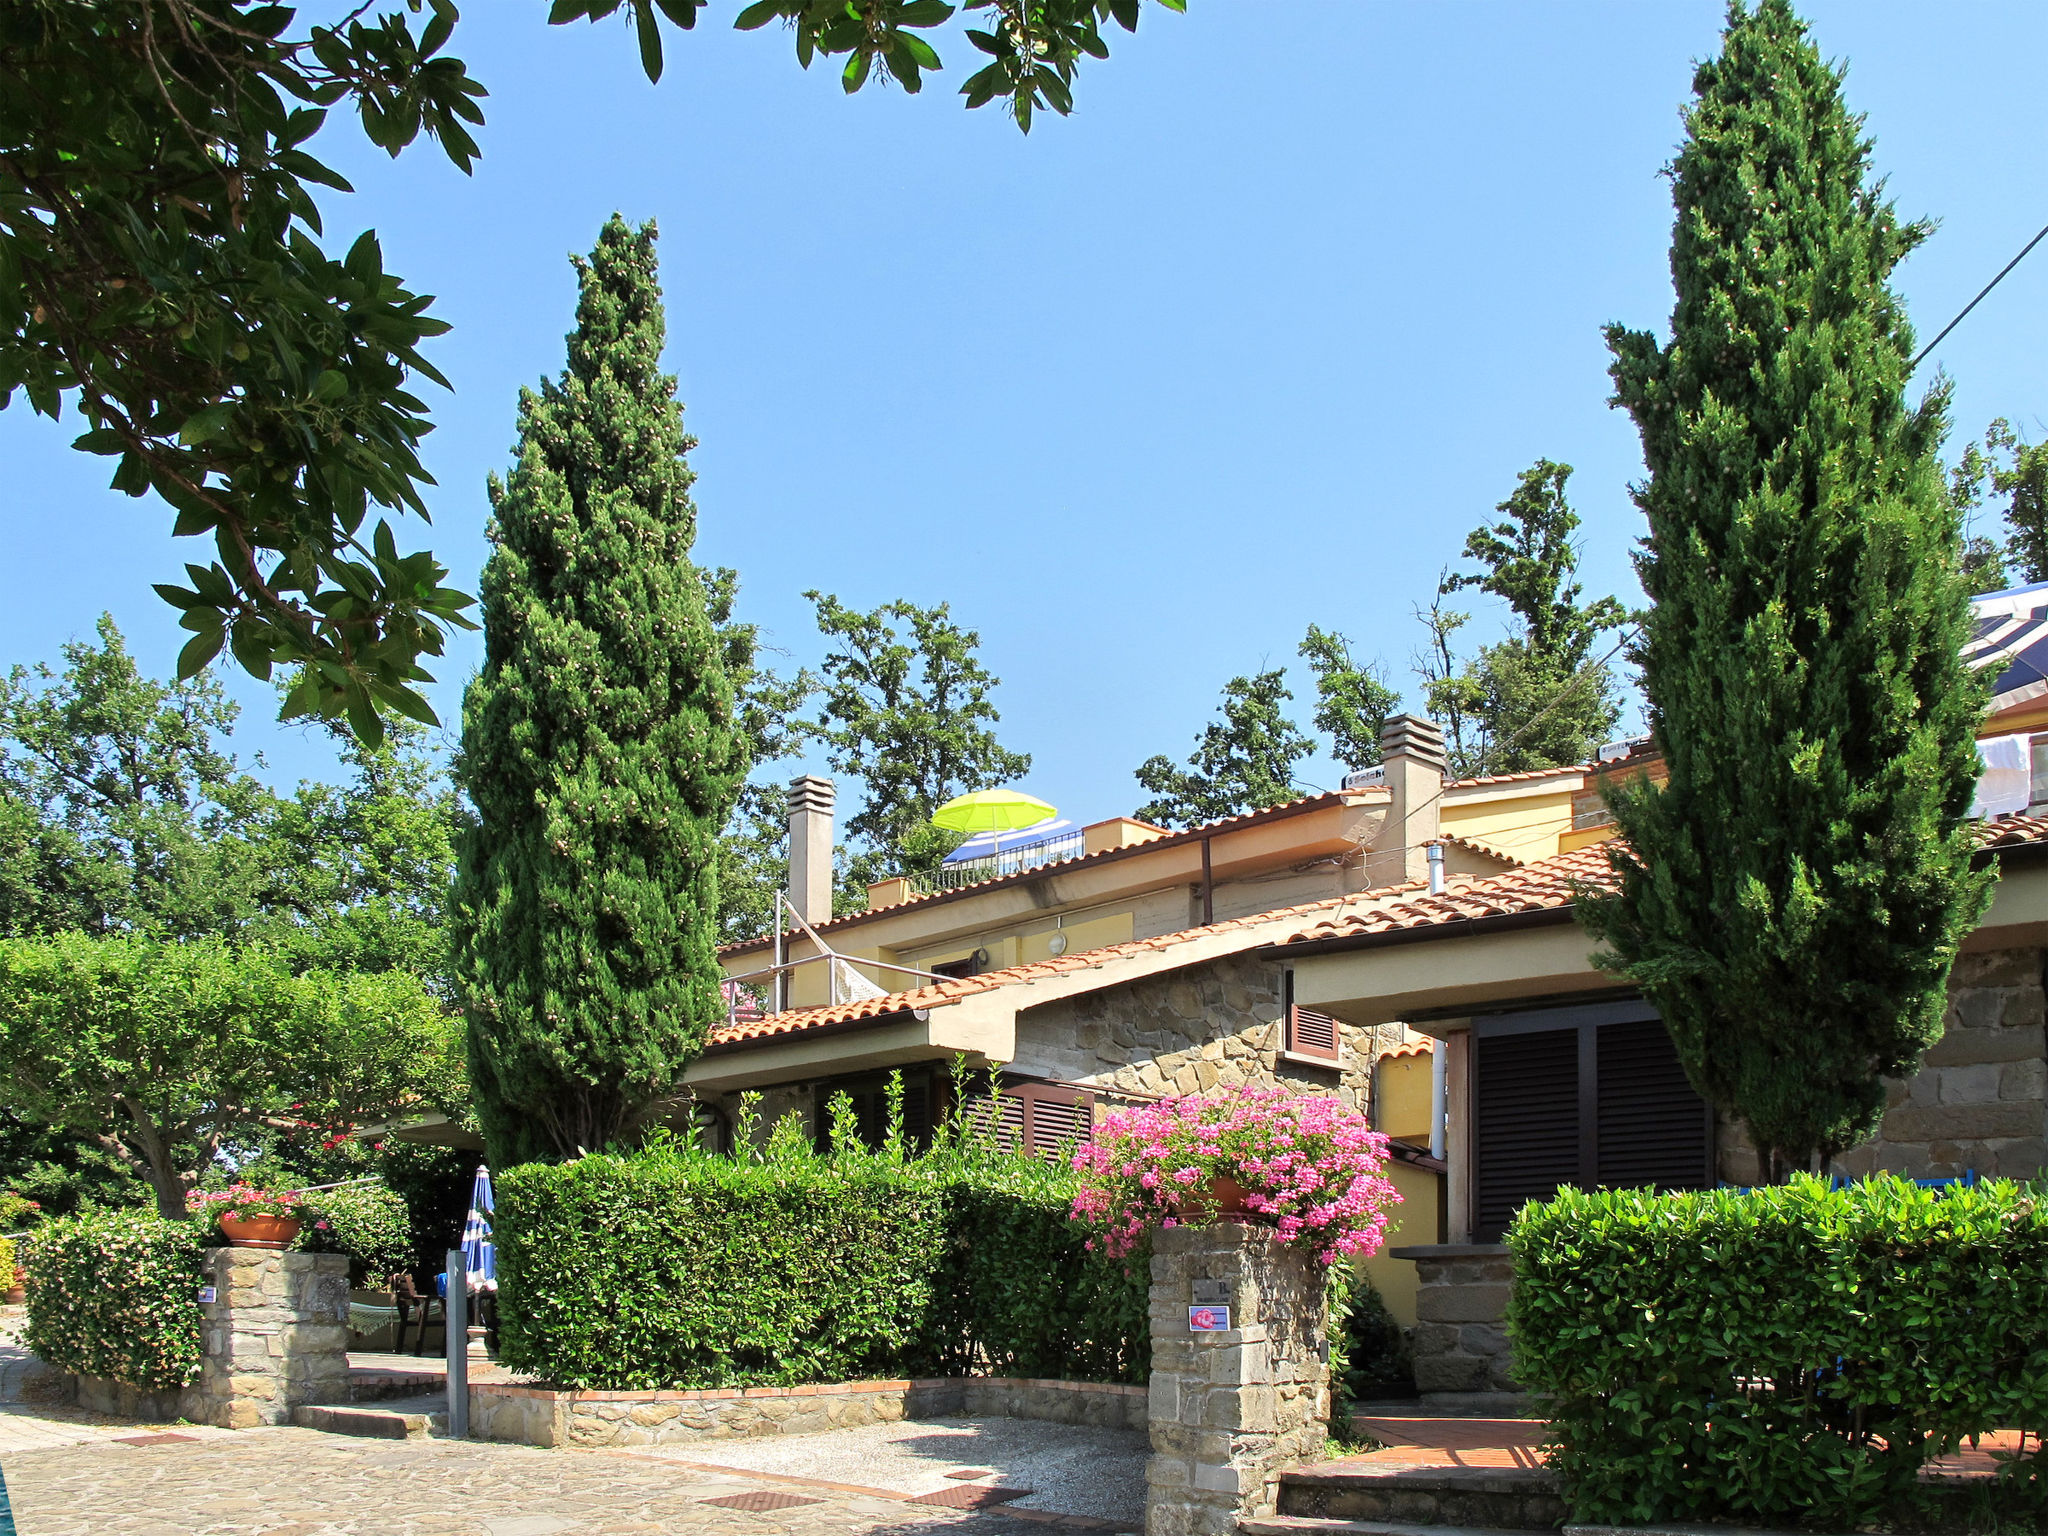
4;1;2046;826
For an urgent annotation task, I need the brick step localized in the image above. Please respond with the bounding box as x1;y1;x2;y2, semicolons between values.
1276;1464;1564;1532
1243;1518;1537;1536
291;1398;445;1440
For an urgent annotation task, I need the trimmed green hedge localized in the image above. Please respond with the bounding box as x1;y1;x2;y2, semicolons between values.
1508;1176;2048;1528
497;1125;1147;1391
22;1208;202;1390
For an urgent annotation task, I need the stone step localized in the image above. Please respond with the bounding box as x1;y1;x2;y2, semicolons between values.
291;1398;445;1440
1276;1464;1563;1532
1244;1518;1536;1536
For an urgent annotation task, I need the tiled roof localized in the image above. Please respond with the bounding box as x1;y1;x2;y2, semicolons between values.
707;877;1428;1049
1433;831;1528;866
1443;763;1593;789
1277;812;2048;950
718;790;1364;956
1380;1040;1437;1060
1277;844;1620;947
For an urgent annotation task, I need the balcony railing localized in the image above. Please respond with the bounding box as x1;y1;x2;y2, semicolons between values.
914;829;1088;893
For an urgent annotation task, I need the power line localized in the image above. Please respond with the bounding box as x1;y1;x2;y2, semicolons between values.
1910;218;2048;373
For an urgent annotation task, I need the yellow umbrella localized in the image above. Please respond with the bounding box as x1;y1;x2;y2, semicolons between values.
932;788;1058;836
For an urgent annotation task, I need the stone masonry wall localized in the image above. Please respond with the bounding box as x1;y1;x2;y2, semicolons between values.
1145;1222;1331;1536
1717;945;2048;1185
1013;953;1399;1110
1399;1245;1517;1401
191;1248;353;1428
469;1376;1146;1449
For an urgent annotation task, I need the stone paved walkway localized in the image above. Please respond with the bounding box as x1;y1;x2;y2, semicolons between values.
1;1425;1133;1535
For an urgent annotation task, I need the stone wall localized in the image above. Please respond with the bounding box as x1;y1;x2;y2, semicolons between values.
1393;1244;1518;1406
1145;1223;1331;1536
1716;945;2048;1185
192;1247;353;1428
1013;953;1396;1109
468;1375;1147;1449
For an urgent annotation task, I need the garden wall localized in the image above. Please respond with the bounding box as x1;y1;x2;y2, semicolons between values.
469;1375;1145;1449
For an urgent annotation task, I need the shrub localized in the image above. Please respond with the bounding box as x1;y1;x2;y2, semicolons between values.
1329;1268;1413;1407
0;1234;14;1286
0;1191;43;1231
496;1095;1148;1391
1070;1086;1399;1263
21;1208;202;1390
1508;1176;2048;1529
302;1181;414;1286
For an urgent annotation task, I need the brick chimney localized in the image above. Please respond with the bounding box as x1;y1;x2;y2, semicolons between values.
1365;715;1446;888
786;776;836;927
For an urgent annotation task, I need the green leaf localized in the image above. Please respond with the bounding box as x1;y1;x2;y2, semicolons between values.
176;627;226;679
635;1;666;81
841;50;871;92
734;0;782;28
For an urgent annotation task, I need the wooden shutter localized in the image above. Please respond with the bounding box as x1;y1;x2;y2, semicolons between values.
1595;1018;1712;1190
1024;1087;1094;1162
1282;970;1341;1061
1473;1026;1580;1242
1471;1002;1715;1241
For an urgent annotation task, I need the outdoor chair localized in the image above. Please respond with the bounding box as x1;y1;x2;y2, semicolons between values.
390;1273;446;1356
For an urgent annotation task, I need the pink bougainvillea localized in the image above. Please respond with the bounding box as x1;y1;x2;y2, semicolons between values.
1069;1086;1401;1264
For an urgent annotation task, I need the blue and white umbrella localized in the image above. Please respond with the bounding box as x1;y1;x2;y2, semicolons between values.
462;1165;496;1294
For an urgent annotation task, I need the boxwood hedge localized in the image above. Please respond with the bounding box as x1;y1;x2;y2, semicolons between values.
1508;1175;2048;1529
22;1208;202;1391
496;1106;1147;1391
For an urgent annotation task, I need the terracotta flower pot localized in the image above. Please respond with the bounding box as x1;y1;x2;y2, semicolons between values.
1206;1174;1251;1215
219;1215;301;1250
2;1286;23;1306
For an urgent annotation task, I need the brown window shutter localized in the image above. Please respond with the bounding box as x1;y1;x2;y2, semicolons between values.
994;1081;1097;1160
1473;1026;1580;1242
1282;969;1340;1060
1595;1018;1713;1191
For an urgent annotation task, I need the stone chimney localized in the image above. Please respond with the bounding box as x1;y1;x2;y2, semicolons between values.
1365;715;1446;888
785;776;836;927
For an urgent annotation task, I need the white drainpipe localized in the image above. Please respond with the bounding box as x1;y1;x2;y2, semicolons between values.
1429;1037;1448;1161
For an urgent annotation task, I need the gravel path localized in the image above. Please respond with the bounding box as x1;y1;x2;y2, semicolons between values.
652;1416;1148;1528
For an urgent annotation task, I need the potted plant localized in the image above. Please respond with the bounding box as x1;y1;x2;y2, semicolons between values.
188;1184;317;1249
1069;1085;1402;1264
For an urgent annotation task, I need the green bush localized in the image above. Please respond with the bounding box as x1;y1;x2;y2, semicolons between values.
496;1096;1148;1392
0;1234;15;1285
0;1190;43;1232
1508;1176;2048;1529
1329;1269;1413;1407
22;1208;202;1390
302;1181;413;1286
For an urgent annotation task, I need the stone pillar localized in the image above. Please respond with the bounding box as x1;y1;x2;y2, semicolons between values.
1145;1223;1331;1536
1394;1242;1523;1410
191;1248;352;1428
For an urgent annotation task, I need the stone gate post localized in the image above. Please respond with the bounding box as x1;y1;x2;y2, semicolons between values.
191;1247;353;1427
1145;1223;1332;1536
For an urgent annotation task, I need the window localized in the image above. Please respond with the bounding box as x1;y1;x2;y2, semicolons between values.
1282;970;1341;1062
2031;736;2048;809
1470;999;1713;1241
973;1079;1095;1161
813;1071;937;1153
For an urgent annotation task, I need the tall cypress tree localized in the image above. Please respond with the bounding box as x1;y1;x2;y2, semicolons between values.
1581;0;1991;1175
452;216;739;1165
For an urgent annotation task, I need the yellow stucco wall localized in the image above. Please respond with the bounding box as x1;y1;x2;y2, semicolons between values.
1375;1052;1434;1142
1358;1159;1441;1328
1441;789;1577;865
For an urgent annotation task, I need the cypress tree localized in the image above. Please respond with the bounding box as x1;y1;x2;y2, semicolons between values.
1581;0;1991;1175
452;216;740;1165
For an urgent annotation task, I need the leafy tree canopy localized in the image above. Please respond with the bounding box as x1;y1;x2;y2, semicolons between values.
1133;668;1312;829
0;930;460;1217
1951;418;2048;595
1420;460;1631;775
1298;625;1400;772
807;592;1030;902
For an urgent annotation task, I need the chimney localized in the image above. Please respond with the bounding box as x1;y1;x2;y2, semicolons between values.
1365;715;1445;888
786;775;836;927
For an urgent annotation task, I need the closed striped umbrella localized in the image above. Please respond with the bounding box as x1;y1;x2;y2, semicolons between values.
462;1165;496;1294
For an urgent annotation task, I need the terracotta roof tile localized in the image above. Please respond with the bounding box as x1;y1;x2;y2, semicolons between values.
1432;831;1528;866
707;876;1429;1048
1442;763;1592;788
1380;1041;1437;1060
1276;812;2048;949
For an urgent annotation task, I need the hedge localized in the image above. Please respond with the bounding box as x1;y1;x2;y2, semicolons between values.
22;1208;202;1391
1508;1176;2048;1528
497;1117;1148;1391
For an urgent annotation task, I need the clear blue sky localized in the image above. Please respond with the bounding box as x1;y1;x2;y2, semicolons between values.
4;2;2046;825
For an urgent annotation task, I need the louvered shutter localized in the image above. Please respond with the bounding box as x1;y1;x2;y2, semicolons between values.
1473;1027;1579;1242
1595;1018;1712;1190
1283;970;1341;1061
1025;1088;1094;1162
